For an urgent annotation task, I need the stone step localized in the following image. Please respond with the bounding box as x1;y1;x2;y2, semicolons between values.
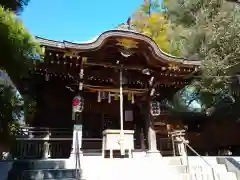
163;156;220;166
43;179;77;180
190;164;227;171
179;172;237;180
163;157;182;165
188;157;218;166
9;160;68;170
8;169;80;180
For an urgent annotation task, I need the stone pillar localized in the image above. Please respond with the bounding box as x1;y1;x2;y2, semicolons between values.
42;131;51;159
146;102;161;157
70;102;83;160
171;130;189;169
148;119;157;151
70;117;83;160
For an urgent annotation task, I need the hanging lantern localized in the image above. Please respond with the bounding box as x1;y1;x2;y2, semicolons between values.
150;101;161;116
72;95;84;113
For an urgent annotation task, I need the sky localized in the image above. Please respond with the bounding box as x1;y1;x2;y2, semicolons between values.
20;0;142;42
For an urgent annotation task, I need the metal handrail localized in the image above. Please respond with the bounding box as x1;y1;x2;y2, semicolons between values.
179;137;216;180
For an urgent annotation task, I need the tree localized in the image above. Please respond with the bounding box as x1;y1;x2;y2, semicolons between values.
163;0;240;116
0;7;40;149
165;0;240;94
0;0;30;13
0;7;42;82
131;0;180;56
167;84;237;117
0;85;23;144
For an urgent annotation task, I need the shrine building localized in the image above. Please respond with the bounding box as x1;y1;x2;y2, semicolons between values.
14;27;240;159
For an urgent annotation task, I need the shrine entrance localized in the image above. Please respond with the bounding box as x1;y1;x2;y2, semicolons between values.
81;91;147;151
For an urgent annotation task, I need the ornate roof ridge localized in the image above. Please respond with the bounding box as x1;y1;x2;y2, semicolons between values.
35;29;201;66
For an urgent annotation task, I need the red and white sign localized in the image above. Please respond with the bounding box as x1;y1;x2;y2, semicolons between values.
72;95;84;113
72;97;80;107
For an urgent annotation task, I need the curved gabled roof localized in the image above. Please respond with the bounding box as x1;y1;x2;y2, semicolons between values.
36;29;201;66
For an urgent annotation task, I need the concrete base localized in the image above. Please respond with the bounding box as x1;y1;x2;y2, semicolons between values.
69;151;83;160
68;151;83;170
145;150;162;158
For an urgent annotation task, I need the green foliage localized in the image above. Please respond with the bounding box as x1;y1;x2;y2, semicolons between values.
23;94;36;124
165;0;240;94
0;0;30;13
0;82;36;143
0;7;42;82
131;0;180;56
169;85;236;116
0;85;23;143
139;0;161;15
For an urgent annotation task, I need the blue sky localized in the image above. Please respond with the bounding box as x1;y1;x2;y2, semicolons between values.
20;0;142;42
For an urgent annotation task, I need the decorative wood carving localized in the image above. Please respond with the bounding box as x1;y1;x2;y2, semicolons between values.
116;38;138;49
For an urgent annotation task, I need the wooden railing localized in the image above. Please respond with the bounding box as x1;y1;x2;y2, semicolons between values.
15;126;73;138
12;126;73;159
10;126;178;159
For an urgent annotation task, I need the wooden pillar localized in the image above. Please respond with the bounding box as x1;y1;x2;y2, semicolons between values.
140;128;146;150
70;57;85;160
145;78;161;157
147;101;158;152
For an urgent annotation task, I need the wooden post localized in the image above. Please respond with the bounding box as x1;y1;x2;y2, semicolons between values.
147;101;158;151
140;128;146;150
145;76;161;157
145;100;161;157
70;58;85;159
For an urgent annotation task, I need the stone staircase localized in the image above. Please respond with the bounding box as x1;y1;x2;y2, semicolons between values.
163;156;238;180
6;159;80;180
79;154;239;180
3;154;239;180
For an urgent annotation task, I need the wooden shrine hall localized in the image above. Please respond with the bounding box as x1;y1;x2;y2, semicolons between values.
19;29;201;158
